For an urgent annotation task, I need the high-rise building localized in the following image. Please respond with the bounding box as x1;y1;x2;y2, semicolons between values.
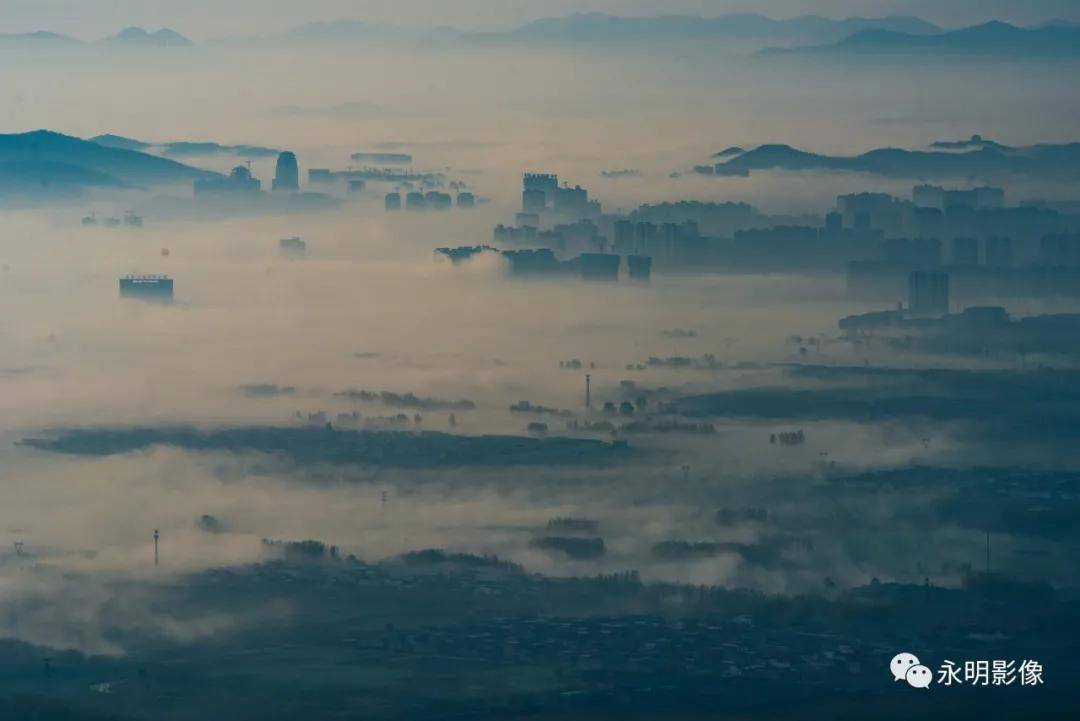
634;222;658;254
523;173;558;195
913;184;945;209
908;271;949;316
194;165;261;195
838;192;906;235
985;236;1014;268
425;191;452;210
577;253;620;281
554;185;588;213
951;237;979;266
627;255;652;282
1041;233;1080;267
272;151;299;192
522;173;557;212
522;188;547;214
912;206;944;239
825;211;842;234
514;212;539;227
613;220;634;253
974;186;1005;209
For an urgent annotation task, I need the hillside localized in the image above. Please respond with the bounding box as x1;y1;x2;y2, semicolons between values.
91;134;278;158
105;27;193;47
508;13;940;44
0;130;218;190
712;140;1080;180
771;21;1080;57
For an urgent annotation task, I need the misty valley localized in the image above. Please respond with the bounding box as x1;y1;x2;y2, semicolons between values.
1;5;1080;720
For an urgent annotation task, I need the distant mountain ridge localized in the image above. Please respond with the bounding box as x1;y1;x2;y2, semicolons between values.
0;130;217;193
0;26;191;46
711;138;1080;180
90;134;278;158
771;20;1080;56
508;12;941;43
152;13;943;47
7;15;1079;56
106;26;192;46
0;31;81;45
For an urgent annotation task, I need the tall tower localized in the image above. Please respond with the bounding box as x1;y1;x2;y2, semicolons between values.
153;529;159;567
272;151;299;192
907;271;949;317
585;374;591;408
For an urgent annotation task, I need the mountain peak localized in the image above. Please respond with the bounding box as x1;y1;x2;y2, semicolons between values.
108;26;192;46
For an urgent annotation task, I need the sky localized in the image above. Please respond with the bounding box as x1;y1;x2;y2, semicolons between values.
1;0;1078;39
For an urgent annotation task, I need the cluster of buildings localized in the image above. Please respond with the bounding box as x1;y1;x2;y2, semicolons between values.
840;298;1080;357
485;176;1080;299
436;245;652;282
500;249;652;282
193;152;299;196
841;266;1080;357
520;173;600;219
484;174;655;284
194;150;419;201
385;190;474;211
483;174;1070;291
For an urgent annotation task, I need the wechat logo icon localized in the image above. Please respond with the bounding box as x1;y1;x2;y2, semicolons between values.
891;652;932;688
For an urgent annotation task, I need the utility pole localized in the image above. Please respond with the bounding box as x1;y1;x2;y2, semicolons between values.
154;529;159;567
585;374;591;409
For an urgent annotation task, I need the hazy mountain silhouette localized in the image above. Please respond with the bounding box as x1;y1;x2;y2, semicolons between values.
105;27;192;47
508;13;940;43
89;134;151;151
0;130;217;192
91;134;278;158
0;31;82;46
0;28;193;46
261;13;940;46
713;139;1080;180
0;161;125;195
771;20;1080;57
